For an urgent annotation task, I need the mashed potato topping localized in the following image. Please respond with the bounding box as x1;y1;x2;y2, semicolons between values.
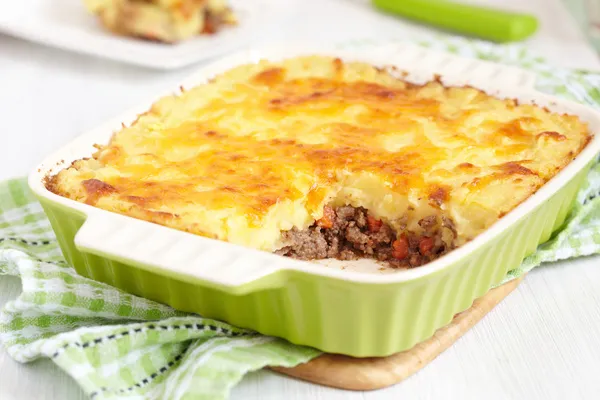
48;56;591;253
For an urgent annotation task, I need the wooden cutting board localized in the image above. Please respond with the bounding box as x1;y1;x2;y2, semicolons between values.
271;276;523;391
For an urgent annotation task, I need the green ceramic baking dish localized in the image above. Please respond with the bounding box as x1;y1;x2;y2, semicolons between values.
28;44;600;357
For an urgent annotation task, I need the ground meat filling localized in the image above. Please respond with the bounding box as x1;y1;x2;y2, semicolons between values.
276;206;457;268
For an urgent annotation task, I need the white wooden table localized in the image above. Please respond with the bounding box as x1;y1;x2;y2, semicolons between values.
1;0;600;399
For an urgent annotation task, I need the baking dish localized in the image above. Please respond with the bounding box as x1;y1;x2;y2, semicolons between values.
28;43;600;357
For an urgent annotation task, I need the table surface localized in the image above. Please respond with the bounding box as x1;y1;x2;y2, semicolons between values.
1;0;600;399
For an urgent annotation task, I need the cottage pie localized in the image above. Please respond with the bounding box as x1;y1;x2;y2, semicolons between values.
84;0;236;42
48;56;591;267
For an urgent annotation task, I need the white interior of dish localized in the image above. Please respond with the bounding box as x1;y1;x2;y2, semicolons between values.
28;43;600;287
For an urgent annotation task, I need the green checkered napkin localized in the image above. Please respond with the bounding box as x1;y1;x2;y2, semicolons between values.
1;37;600;400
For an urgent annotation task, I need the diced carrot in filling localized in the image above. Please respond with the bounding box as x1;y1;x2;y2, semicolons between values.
316;205;335;229
419;237;435;255
367;215;383;232
392;235;409;260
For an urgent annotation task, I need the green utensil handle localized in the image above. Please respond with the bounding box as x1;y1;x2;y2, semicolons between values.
372;0;539;42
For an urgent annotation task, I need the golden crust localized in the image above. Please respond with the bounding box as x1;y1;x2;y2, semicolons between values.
48;56;592;251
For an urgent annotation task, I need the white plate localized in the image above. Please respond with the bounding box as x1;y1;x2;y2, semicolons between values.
0;0;293;70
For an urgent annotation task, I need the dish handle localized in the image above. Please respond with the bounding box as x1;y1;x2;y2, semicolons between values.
73;212;291;291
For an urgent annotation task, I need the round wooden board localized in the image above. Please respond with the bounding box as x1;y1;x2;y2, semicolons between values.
271;276;524;391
